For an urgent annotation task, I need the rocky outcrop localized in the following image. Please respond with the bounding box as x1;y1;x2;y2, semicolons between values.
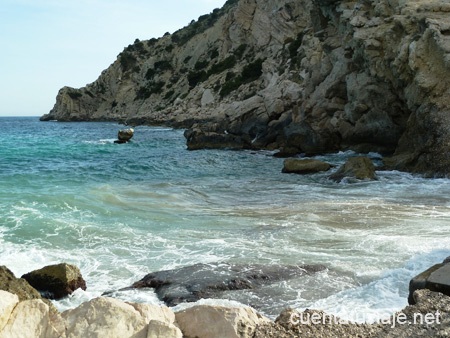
2;288;450;338
329;156;377;182
128;262;326;307
21;263;87;300
41;0;450;176
282;158;331;174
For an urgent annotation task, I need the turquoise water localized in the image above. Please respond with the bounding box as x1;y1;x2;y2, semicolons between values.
2;116;450;321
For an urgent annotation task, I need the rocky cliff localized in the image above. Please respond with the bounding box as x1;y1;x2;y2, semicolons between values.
41;0;450;176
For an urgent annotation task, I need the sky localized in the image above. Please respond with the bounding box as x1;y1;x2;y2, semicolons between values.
0;0;226;116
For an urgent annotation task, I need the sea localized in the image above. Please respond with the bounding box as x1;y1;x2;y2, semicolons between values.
1;116;450;323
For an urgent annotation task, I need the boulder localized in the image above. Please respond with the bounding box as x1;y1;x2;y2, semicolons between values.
282;158;331;174
115;128;134;144
128;262;326;307
63;297;146;338
147;320;182;338
21;263;86;300
1;299;64;338
408;258;450;305
175;305;270;338
329;156;376;182
0;291;19;332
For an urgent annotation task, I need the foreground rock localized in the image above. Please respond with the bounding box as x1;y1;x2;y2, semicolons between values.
2;288;450;338
21;263;87;300
62;297;181;338
129;262;326;307
0;266;43;302
409;256;450;305
329;156;377;182
176;305;270;338
282;158;331;174
255;289;450;337
0;291;65;338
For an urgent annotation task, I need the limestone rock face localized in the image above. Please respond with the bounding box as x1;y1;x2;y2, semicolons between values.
175;305;270;338
282;158;331;174
1;299;65;338
21;263;87;300
0;291;19;332
42;0;450;176
62;297;180;338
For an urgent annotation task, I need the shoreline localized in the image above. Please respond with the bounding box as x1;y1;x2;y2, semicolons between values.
1;258;450;337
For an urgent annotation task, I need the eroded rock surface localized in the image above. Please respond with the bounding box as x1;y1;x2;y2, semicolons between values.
129;262;326;307
41;0;450;176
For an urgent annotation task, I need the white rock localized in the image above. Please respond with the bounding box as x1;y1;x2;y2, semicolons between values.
201;89;215;107
147;320;182;338
62;297;149;338
1;299;63;338
0;291;18;332
175;305;270;338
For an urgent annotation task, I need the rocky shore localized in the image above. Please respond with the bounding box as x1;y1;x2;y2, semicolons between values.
1;259;450;337
40;0;450;177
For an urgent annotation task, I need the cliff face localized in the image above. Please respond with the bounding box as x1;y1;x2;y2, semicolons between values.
41;0;450;176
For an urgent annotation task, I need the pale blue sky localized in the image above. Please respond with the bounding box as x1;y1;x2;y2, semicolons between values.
0;0;226;116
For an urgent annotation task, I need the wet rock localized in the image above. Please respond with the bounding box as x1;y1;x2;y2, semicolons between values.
21;263;86;300
175;305;270;338
408;257;450;305
129;263;326;307
282;158;331;174
329;156;376;182
114;128;134;144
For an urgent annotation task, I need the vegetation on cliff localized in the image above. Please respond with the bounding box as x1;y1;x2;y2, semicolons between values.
41;0;450;176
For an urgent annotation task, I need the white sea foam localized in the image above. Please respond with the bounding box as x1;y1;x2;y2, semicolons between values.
3;119;450;321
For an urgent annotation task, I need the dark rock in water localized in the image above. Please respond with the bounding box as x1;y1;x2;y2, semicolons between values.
409;258;450;305
128;262;326;306
273;147;300;158
184;124;251;150
21;263;87;300
329;156;376;182
115;128;134;143
282;158;331;174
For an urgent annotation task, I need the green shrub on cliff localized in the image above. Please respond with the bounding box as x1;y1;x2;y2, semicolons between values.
119;52;137;72
188;70;208;87
219;58;264;97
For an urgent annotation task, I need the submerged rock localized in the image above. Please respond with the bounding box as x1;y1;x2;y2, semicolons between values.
282;158;331;174
329;156;376;182
129;263;326;307
21;263;86;300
